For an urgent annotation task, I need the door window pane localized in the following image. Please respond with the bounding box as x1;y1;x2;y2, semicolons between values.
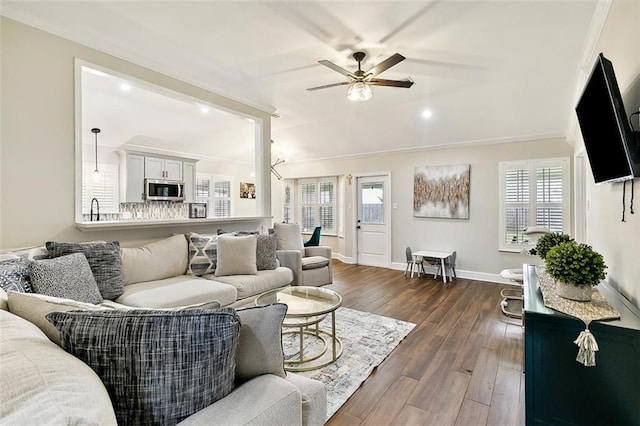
361;182;384;224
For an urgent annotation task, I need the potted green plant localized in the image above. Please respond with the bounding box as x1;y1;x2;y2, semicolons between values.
544;241;607;301
535;232;573;259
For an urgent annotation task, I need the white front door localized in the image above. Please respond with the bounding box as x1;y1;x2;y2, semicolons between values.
356;175;390;267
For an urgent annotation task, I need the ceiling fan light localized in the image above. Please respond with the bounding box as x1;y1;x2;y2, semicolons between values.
347;82;373;101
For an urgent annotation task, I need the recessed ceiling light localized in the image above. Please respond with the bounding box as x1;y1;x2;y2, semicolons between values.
200;107;209;114
422;110;433;119
120;83;131;92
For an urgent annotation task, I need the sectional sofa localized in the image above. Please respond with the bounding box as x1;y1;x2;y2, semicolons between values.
0;232;328;425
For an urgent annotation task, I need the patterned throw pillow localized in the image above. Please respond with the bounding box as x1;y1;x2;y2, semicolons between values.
256;234;277;271
47;308;241;426
30;253;103;304
46;241;123;300
0;258;32;293
187;233;218;276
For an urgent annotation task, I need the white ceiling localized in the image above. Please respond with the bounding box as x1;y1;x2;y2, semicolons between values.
2;1;600;162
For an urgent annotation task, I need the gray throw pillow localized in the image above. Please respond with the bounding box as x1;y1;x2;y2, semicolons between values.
46;241;123;300
0;258;32;293
235;303;287;382
187;233;218;276
47;308;241;426
30;253;103;304
256;235;277;271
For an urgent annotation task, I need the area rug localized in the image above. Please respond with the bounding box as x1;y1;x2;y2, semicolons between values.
282;307;416;419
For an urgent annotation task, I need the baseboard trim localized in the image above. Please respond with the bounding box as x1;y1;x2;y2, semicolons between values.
388;262;515;285
333;253;355;264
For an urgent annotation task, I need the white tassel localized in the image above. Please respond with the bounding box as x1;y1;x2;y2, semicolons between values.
573;328;599;367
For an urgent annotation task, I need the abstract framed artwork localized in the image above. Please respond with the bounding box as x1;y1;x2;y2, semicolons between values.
240;182;256;199
414;164;470;219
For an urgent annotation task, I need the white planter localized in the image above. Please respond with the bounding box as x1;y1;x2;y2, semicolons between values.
555;281;593;302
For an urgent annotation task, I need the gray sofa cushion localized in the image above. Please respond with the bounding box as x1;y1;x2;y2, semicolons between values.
235;303;287;382
210;267;293;301
301;255;330;270
0;257;32;293
46;241;123;300
120;234;188;286
47;308;241;426
115;275;237;308
7;291;110;345
0;310;118;425
30;253;103;304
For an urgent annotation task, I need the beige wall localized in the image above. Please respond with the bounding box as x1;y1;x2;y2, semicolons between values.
1;17;272;249
573;0;640;306
272;138;573;278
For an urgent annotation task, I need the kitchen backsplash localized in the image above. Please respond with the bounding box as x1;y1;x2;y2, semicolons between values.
82;202;189;222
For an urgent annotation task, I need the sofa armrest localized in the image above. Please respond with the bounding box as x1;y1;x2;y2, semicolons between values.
304;246;331;259
304;246;333;285
276;250;303;286
177;375;302;425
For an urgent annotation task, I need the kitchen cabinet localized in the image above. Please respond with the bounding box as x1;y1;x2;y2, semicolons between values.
120;153;145;203
144;156;182;180
182;161;196;203
523;264;640;425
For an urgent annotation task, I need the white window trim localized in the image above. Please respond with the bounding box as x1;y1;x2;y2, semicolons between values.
498;157;570;252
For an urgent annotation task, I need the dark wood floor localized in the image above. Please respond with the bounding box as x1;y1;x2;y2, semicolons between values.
324;261;525;426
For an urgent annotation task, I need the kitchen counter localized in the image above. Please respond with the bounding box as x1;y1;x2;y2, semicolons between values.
75;216;271;231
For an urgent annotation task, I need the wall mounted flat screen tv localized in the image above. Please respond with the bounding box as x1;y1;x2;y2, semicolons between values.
575;53;639;184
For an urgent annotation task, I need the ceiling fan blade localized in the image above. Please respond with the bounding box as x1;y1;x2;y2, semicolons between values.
318;60;355;78
369;78;414;88
365;53;406;77
306;81;351;91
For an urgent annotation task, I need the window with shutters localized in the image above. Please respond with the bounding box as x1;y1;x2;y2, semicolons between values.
195;174;232;218
296;177;337;234
499;158;570;251
82;162;119;214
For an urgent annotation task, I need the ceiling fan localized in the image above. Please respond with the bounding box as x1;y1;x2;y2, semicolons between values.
307;51;414;101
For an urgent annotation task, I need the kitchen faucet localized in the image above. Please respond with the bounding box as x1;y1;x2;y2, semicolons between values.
90;197;100;221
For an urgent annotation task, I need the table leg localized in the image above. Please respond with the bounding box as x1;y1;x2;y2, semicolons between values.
331;311;337;360
299;326;304;362
440;258;447;283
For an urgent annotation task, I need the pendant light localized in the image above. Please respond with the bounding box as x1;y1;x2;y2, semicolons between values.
92;128;101;181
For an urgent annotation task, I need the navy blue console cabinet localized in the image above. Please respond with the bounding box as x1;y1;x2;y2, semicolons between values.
523;264;640;426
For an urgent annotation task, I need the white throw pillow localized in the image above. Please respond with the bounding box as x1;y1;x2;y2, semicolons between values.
274;222;304;252
214;235;258;276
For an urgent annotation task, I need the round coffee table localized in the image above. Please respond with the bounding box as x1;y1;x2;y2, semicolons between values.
255;286;343;371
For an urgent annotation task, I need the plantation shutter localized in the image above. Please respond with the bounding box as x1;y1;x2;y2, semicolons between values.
504;165;530;245
82;162;119;214
535;165;564;233
214;180;231;218
300;181;317;232
499;158;569;251
318;179;335;233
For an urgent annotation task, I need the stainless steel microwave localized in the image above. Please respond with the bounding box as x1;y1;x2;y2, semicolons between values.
145;179;185;201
